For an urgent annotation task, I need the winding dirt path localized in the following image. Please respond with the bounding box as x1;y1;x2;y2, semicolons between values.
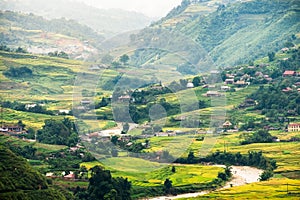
147;165;263;200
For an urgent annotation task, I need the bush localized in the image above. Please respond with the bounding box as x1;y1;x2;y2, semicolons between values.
4;66;32;78
241;129;273;145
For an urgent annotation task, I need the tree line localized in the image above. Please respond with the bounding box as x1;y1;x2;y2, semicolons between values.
175;150;277;181
1;101;53;115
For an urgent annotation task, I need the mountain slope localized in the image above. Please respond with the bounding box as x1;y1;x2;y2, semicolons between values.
196;0;300;65
123;0;300;70
0;0;153;36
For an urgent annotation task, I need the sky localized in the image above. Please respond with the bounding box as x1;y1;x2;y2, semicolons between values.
74;0;182;17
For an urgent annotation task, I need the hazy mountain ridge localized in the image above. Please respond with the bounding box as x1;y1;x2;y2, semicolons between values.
0;0;154;36
0;10;105;58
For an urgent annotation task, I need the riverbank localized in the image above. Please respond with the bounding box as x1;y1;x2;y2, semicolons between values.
147;165;263;200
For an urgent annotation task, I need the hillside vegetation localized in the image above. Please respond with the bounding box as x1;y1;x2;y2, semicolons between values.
125;0;300;69
0;145;67;200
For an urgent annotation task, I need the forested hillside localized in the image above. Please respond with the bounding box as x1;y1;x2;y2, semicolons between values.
0;145;67;200
126;0;300;69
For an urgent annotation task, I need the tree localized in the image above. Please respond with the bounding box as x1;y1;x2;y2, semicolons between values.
4;66;32;78
26;127;35;139
187;151;196;163
122;123;129;134
268;52;275;62
119;54;129;65
224;165;232;178
164;178;172;194
86;166;131;199
15;47;27;53
192;76;201;87
171;166;176;173
111;135;119;145
87;166;113;199
241;129;273;145
17;120;26;129
217;172;227;181
259;170;273;181
37;118;78;146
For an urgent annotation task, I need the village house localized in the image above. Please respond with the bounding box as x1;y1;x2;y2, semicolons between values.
64;172;76;180
283;70;296;77
25;104;37;110
186;82;194;88
226;74;235;79
155;132;169;137
80;99;92;105
282;87;293;93
225;79;234;84
151;85;164;90
88;64;101;71
205;91;221;97
0;125;23;133
59;109;70;114
220;85;231;91
294;82;300;87
46;172;56;178
118;95;131;102
288;123;300;132
223;121;233;129
281;47;289;52
234;80;248;87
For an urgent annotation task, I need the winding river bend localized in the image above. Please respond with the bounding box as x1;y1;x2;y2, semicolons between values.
147;165;263;200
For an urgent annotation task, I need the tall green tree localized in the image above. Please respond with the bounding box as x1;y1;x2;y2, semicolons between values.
86;166;131;200
163;178;172;194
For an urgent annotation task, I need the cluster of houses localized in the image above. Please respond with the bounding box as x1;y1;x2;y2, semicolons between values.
46;171;78;180
282;70;300;93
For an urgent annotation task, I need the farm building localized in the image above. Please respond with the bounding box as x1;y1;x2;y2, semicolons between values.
288;123;300;132
283;70;296;77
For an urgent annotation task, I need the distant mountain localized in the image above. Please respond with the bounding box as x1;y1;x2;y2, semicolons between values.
0;145;66;199
122;0;300;70
0;10;104;59
0;0;154;36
